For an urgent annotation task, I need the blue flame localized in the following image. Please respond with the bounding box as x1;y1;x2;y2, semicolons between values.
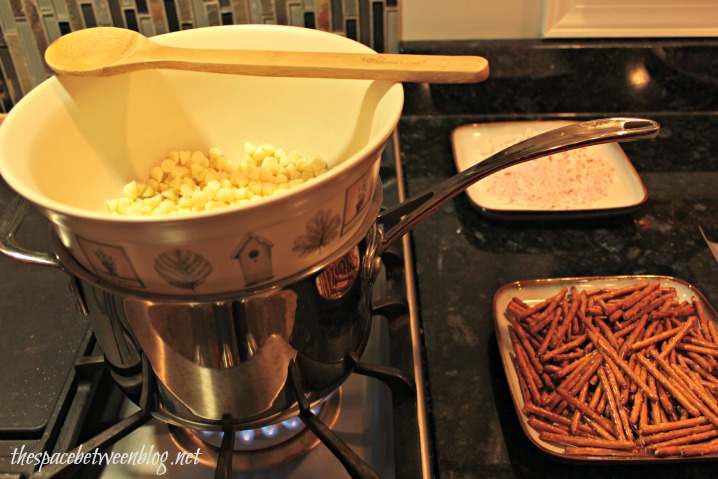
282;417;302;430
238;429;255;444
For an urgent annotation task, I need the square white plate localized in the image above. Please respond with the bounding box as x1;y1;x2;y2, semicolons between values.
451;121;648;220
493;275;718;462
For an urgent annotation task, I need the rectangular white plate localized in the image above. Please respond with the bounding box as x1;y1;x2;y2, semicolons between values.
493;275;718;462
452;121;648;220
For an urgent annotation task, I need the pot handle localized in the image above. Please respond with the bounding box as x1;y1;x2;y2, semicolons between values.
0;194;61;269
376;117;660;254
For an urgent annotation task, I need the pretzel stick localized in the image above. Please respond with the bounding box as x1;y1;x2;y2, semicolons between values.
656;382;679;422
637;353;702;418
594;317;621;350
521;287;567;326
511;337;542;405
707;316;718;345
514;292;558;320
552;355;603;414
650;350;718;429
618;314;648;358
564;447;649;457
647;428;718;450
617;281;661;314
510;319;544;374
642;424;717;445
551;351;586;363
588;329;655;400
541;334;587;362
523;402;595;436
552;292;580;348
686;351;716;374
671;362;718;418
536;309;563;357
652;304;696;319
629;324;683;352
676;342;718;358
604;365;634;440
528;417;573;435
566;356;603;397
594;281;650;303
554;388;615;434
683;335;718;350
622;290;665;322
640;416;709;435
629;363;647;428
628;295;677;323
516;366;532;404
538;432;635;450
597;366;626;440
675;437;718;457
657;316;696;359
646;375;666;425
569;382;590;435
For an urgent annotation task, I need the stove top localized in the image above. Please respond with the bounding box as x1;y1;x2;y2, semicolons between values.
0;132;433;479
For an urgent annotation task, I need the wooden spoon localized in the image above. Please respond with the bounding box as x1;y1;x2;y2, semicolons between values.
44;27;489;83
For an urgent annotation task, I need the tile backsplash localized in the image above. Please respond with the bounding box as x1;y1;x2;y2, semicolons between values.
0;0;399;112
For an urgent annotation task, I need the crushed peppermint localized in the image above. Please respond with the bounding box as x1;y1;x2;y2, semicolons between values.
479;130;618;210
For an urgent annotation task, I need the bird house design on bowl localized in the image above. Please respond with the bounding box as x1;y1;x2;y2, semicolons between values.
232;233;275;286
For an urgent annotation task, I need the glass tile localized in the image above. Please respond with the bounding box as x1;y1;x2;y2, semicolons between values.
125;9;140;31
80;3;97;27
345;17;357;40
164;0;180;31
372;1;383;52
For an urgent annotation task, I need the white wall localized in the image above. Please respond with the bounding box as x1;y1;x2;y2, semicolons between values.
400;0;544;41
400;0;718;41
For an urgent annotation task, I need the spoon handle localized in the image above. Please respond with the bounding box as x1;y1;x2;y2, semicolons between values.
377;118;660;254
123;43;489;83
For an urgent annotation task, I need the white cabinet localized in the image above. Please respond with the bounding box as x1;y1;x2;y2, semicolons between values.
543;0;718;38
399;0;718;40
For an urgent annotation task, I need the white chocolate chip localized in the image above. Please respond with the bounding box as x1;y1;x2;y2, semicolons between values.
108;143;329;216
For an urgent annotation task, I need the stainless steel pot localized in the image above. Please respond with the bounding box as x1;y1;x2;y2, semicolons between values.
0;118;660;430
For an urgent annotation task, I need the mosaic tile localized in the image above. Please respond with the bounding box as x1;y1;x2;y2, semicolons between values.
0;0;399;104
139;15;155;34
65;0;86;30
90;0;113;26
174;0;194;25
24;0;51;58
231;0;250;24
315;0;330;31
288;2;302;26
206;2;220;26
329;0;342;32
343;0;355;18
4;30;34;96
9;0;24;17
274;0;287;25
259;0;273;18
148;0;169;34
0;27;22;109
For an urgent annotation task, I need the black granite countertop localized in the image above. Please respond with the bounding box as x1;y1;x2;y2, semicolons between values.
397;38;718;479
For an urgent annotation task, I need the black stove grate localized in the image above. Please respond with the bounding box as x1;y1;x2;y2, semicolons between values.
25;293;420;479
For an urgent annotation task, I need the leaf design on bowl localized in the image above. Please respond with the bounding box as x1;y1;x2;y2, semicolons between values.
292;209;341;257
93;248;118;276
154;249;213;290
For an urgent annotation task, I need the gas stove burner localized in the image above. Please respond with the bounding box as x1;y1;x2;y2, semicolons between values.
194;395;332;452
168;390;342;471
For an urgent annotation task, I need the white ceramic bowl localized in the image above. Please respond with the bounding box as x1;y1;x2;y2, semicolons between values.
0;25;404;295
